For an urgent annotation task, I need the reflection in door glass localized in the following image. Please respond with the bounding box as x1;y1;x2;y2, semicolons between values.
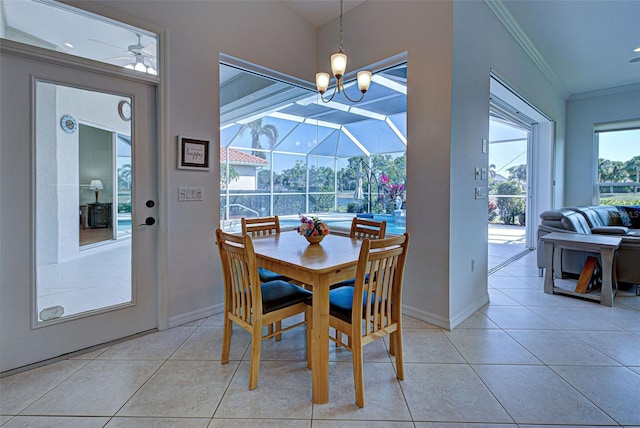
1;0;158;75
36;81;133;323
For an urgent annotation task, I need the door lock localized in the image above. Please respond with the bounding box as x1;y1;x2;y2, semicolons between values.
139;217;156;226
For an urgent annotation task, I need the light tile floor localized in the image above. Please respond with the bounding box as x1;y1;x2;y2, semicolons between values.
2;250;639;427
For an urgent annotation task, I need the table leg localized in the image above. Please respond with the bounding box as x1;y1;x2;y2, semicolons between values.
543;241;555;294
599;248;616;307
311;275;330;404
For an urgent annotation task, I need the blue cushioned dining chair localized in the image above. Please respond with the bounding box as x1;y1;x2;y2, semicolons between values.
216;229;312;390
328;232;409;407
331;217;387;289
241;216;290;283
241;216;294;339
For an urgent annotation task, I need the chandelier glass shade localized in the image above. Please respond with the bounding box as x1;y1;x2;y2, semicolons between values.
315;0;371;103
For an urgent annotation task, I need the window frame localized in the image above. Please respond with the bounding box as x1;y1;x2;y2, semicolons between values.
593;123;640;204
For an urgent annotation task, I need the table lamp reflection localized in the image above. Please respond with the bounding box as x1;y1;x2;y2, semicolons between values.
89;179;103;203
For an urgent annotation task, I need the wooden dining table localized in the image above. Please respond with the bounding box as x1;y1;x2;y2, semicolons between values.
251;230;362;404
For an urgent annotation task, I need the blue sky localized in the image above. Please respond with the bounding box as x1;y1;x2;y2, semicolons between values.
598;129;639;162
489;129;639;179
489;140;527;177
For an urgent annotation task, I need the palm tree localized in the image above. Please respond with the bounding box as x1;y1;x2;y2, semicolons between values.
623;155;640;181
507;164;527;182
118;164;132;191
599;158;629;192
241;119;278;159
489;164;497;179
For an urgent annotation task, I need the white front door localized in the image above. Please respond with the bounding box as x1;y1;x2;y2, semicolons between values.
0;47;159;373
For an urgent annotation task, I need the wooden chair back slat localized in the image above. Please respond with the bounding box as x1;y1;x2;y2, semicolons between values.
355;236;407;337
331;232;409;407
215;227;312;391
242;216;280;237
350;217;387;240
216;229;262;324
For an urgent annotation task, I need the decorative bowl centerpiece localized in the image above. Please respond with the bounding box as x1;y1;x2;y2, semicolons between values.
297;215;330;245
305;235;325;244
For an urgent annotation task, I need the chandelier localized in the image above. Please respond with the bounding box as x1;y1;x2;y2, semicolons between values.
315;0;371;103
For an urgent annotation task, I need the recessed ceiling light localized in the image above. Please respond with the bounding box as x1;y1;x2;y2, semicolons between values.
634;47;640;53
64;42;74;49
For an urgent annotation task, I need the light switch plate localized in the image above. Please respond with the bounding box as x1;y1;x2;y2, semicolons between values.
178;187;204;201
481;167;487;180
482;138;488;154
475;186;487;199
475;167;481;180
178;187;188;201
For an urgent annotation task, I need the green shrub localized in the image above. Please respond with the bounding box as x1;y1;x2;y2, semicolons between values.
494;180;525;225
118;202;131;213
600;197;640;206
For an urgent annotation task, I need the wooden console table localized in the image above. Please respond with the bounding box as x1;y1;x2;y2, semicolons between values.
87;202;112;228
540;232;621;306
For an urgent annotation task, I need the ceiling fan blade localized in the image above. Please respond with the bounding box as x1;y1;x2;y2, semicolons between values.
141;43;157;55
88;38;125;51
101;55;133;61
629;57;640;63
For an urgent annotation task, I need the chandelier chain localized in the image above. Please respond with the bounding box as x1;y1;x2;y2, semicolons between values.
315;0;370;103
339;0;344;52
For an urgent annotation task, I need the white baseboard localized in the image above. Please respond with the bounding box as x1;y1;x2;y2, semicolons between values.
167;303;224;329
449;293;490;329
403;292;489;330
403;304;451;330
167;296;489;332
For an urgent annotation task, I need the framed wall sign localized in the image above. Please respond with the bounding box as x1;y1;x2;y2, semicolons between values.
178;136;210;170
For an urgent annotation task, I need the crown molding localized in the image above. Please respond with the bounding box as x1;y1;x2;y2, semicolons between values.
567;83;640;101
484;0;568;99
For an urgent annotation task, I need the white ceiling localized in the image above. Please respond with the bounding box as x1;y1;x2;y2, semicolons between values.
281;0;365;28
499;0;640;97
284;0;640;97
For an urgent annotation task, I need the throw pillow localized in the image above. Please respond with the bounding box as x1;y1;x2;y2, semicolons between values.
624;206;640;229
616;206;632;227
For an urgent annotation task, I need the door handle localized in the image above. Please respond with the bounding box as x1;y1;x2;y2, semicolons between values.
139;217;156;226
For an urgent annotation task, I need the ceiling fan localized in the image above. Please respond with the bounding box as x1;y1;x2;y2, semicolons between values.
91;33;157;74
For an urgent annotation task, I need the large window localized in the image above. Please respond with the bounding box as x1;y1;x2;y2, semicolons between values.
595;124;640;205
219;58;407;233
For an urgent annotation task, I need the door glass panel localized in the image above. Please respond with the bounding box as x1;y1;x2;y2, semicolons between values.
36;81;133;323
488;117;529;271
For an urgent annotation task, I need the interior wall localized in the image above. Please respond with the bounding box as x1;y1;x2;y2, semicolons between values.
564;86;640;206
449;1;566;327
79;125;113;206
317;1;454;326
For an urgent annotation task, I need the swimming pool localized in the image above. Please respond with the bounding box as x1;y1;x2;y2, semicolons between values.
280;215;406;235
117;217;132;234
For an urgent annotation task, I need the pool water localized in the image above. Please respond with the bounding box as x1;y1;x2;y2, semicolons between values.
118;217;132;232
281;215;406;235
